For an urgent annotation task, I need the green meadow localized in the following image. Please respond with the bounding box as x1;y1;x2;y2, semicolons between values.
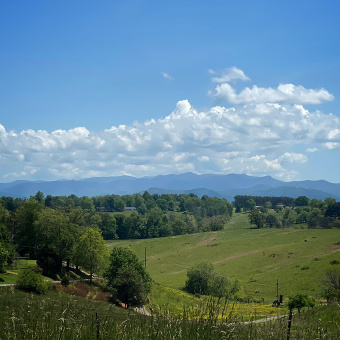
1;212;340;339
107;212;340;303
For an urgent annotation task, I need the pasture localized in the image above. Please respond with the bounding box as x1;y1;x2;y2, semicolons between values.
107;212;340;303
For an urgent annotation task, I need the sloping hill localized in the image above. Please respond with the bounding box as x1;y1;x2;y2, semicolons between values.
106;213;340;302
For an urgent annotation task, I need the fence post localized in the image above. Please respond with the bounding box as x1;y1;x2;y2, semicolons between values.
287;309;293;340
96;312;100;340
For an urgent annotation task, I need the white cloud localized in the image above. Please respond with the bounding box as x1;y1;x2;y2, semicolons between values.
161;72;174;81
1;98;339;182
306;148;318;153
214;83;334;105
278;152;308;164
1;68;339;182
212;66;250;83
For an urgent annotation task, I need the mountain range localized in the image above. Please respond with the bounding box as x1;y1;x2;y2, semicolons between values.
0;173;339;201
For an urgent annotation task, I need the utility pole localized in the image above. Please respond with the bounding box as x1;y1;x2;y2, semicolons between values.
276;279;279;301
145;247;147;268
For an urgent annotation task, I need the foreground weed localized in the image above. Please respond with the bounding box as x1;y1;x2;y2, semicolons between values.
1;288;340;339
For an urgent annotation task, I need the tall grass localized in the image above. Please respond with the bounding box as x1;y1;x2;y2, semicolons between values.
1;287;339;339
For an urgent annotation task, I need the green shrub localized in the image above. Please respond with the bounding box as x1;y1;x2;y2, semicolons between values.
61;273;70;286
17;268;48;294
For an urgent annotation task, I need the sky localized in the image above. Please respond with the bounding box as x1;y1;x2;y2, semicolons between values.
0;0;340;183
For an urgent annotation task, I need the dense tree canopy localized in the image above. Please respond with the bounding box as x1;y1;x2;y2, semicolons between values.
104;247;152;307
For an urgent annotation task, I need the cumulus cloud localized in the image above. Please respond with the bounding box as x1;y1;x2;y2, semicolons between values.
1;97;340;182
1;68;339;182
212;66;250;83
214;83;334;105
161;72;174;81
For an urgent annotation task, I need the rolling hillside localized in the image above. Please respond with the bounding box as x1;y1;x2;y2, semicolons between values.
106;213;340;302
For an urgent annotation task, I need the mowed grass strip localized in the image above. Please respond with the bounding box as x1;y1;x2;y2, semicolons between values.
106;213;340;302
0;258;37;284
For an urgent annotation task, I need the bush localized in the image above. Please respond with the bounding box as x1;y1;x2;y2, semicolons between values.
184;261;239;299
61;273;70;286
17;268;48;294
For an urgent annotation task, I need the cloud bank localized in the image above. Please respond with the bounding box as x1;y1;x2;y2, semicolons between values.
0;68;339;182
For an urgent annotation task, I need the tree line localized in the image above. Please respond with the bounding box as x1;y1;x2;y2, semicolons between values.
0;191;233;276
245;195;340;229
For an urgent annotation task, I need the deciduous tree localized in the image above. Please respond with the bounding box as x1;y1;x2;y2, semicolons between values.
104;247;152;307
73;228;109;282
248;209;264;228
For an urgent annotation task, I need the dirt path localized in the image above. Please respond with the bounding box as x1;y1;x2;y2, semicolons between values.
213;249;260;264
135;306;151;316
197;237;216;246
212;244;284;265
242;314;288;324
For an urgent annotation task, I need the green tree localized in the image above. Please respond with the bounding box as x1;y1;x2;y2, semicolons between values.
36;245;60;277
15;199;43;257
265;213;278;228
245;199;256;212
248;209;264;228
185;261;213;295
264;201;272;211
73;228;109;282
288;294;315;312
114;198;126;212
99;213;118;240
0;243;8;273
111;266;151;308
34;191;45;204
104;247;152;307
34;208;77;273
294;196;310;207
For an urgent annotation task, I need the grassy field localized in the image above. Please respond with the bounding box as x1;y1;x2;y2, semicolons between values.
107;212;340;302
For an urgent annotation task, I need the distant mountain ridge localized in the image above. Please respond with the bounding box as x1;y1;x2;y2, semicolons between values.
0;173;339;201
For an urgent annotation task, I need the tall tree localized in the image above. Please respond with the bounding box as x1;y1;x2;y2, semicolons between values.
15;199;43;257
104;247;152;307
35;208;77;273
248;209;264;228
73;228;109;282
0;243;8;273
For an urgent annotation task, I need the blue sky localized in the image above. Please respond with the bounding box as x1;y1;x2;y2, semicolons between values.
0;0;340;183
